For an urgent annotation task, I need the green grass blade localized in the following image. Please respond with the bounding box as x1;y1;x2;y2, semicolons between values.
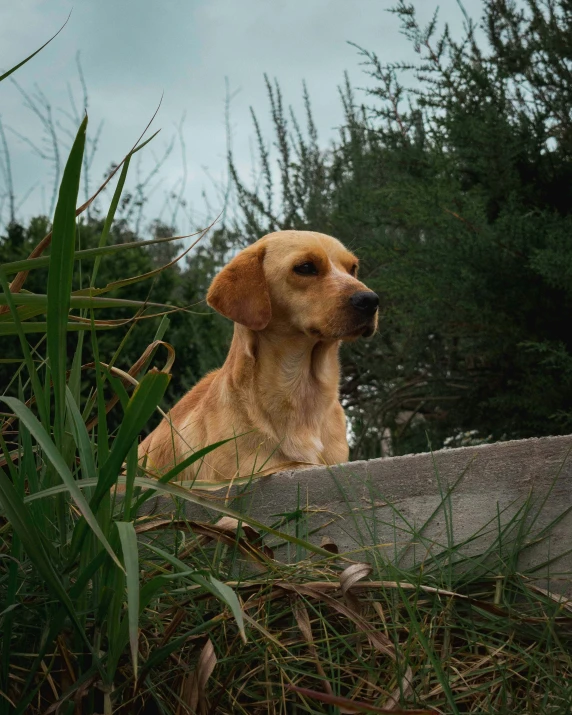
116;521;140;679
142;541;246;641
0;296;173;327
47;114;87;447
0;293;172;310
91;156;131;287
196;575;247;644
122;442;138;521
0;322;116;335
1;232;191;275
65;387;97;482
16;549;108;708
138;621;217;682
18;401;47;533
108;573;192;680
0;16;69;82
0;396;124;572
35;475;336;559
397;583;460;714
72;225;209;300
69;370;170;561
132;437;236;513
91;324;109;464
0;467;93;657
0;269;48;427
94;370;171;505
0;435;22;700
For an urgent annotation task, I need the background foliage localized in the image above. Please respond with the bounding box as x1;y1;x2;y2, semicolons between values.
227;0;572;456
3;0;572;457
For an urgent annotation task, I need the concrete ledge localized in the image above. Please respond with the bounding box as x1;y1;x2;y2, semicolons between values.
144;434;572;593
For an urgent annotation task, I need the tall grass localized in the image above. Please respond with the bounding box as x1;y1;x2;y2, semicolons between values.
0;34;250;714
1;30;572;715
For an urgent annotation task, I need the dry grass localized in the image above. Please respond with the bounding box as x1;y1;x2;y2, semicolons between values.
7;507;570;715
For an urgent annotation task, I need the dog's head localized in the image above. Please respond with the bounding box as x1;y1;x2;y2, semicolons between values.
207;230;379;340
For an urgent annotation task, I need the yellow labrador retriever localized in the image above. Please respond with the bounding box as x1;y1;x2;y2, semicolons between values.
139;230;379;482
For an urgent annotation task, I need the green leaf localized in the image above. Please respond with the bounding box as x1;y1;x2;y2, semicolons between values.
0;396;124;572
1;232;188;275
0;16;69;83
69;370;170;561
65;387;97;483
0;294;170;310
47;114;87;447
195;574;247;644
94;370;171;506
91;155;131;287
132;437;236;513
0;466;93;656
0;321;115;335
0;269;49;427
116;522;140;679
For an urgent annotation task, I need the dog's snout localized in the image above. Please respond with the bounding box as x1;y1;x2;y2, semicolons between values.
350;291;379;315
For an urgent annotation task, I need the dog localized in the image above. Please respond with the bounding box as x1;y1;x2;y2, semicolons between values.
139;230;379;482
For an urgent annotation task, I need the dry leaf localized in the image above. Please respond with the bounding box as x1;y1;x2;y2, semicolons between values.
288;684;434;714
320;535;339;554
181;638;217;715
134;518;273;565
278;582;395;658
213;515;261;543
384;665;414;711
340;562;372;595
292;596;334;696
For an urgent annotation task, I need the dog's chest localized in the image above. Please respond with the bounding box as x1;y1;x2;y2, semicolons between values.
270;397;333;464
261;371;339;461
280;429;324;464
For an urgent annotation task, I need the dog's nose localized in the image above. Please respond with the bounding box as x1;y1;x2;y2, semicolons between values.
350;291;379;316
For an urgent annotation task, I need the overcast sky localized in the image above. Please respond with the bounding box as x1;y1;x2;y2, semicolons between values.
0;0;482;235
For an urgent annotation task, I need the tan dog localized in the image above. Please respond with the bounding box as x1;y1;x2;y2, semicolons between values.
139;230;379;482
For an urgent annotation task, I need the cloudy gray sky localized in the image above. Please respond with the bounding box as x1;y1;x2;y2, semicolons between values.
0;0;481;235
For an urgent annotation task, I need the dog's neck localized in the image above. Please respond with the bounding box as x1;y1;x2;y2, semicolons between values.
226;324;341;408
221;324;344;464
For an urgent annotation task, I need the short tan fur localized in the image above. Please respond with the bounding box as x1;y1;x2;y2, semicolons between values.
139;230;379;482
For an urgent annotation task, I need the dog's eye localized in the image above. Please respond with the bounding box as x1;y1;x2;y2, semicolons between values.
350;264;358;276
293;261;318;276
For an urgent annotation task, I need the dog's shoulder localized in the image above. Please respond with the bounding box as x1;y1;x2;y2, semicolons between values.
170;369;219;421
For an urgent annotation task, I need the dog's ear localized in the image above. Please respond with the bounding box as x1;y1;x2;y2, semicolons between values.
207;244;271;330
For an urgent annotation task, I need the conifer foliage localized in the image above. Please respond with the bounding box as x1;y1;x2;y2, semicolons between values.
228;0;572;456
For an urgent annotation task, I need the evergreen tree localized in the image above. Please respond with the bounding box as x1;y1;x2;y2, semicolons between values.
228;0;572;457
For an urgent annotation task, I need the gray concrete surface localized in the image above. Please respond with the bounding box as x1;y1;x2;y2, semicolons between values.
144;434;572;593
